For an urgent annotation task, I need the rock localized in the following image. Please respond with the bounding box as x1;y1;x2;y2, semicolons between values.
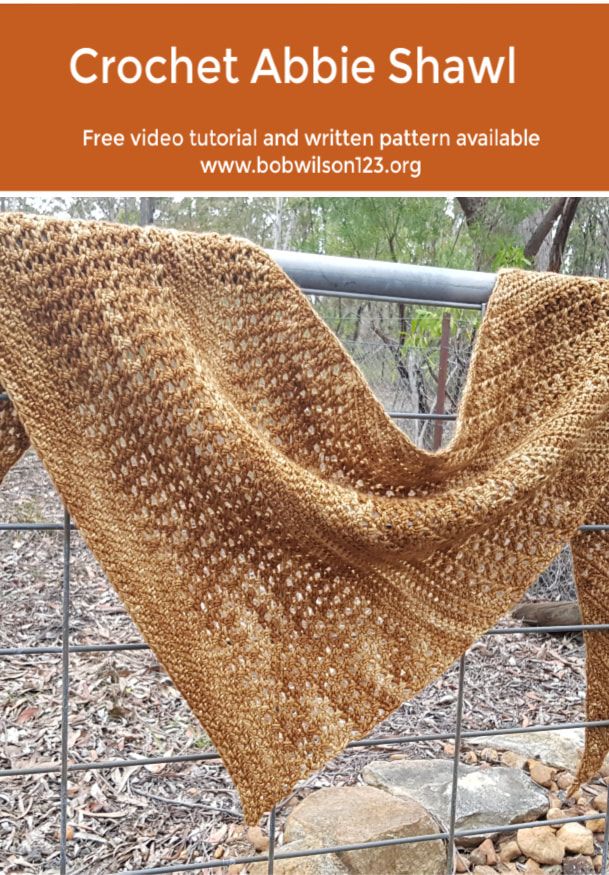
469;729;583;773
247;826;269;852
454;851;469;872
472;867;496;875
477;837;497;864
282;786;446;874
592;789;608;812
523;859;544;874
593;854;604;871
248;839;348;874
516;826;564;865
556;821;595;854
528;760;555;788
501;750;528;770
469;846;487;866
362;759;548;847
583;810;605;832
498;839;521;862
557;772;575;791
463;750;478;765
479;748;500;764
546;807;564;820
563;855;596;875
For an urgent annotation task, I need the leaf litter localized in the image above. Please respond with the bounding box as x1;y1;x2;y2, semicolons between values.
0;452;588;873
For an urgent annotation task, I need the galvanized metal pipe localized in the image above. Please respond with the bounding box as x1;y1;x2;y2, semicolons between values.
270;250;496;306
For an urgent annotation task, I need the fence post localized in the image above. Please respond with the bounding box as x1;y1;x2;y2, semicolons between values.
433;312;451;450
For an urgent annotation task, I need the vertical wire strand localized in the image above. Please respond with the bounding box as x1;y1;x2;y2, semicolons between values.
59;509;71;874
444;302;482;875
601;809;609;875
267;806;276;875
446;654;467;875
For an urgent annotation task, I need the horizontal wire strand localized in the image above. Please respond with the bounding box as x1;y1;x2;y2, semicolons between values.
3;718;609;779
116;811;607;875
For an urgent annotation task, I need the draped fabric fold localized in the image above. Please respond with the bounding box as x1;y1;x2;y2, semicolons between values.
0;213;608;822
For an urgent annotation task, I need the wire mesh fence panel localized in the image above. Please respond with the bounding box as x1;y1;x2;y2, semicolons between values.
0;266;608;874
313;297;480;449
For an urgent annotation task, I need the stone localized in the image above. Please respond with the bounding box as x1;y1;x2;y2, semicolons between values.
556;821;595;854
501;750;528;770
528;760;555;788
563;855;596;875
454;851;468;872
557;772;575;791
247;826;269;852
478;837;497;864
593;854;604;871
463;750;479;765
523;859;543;874
472;867;496;875
362;759;548;847
479;748;500;764
282;786;446;874
583;810;605;832
546;807;564;820
516;826;564;865
469;846;486;866
592;789;608;812
469;729;584;772
498;839;521;862
248;839;348;874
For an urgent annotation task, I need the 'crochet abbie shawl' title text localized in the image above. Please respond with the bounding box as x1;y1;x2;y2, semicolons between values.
1;215;608;822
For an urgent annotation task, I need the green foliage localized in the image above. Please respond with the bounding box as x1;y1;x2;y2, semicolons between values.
409;308;445;348
493;244;531;270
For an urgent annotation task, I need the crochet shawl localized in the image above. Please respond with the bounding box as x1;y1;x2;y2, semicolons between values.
1;214;608;823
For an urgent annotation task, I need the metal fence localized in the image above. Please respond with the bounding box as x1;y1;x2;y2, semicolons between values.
1;251;609;875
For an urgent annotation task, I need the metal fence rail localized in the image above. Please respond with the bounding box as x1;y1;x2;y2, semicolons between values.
1;252;608;875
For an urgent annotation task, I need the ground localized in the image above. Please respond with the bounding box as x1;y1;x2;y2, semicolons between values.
0;452;588;874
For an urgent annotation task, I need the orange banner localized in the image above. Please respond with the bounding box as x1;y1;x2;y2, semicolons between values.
1;4;607;191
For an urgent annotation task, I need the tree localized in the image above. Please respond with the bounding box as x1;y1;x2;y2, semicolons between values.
457;196;581;272
139;197;156;226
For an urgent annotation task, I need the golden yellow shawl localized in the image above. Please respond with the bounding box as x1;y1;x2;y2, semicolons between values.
1;214;608;822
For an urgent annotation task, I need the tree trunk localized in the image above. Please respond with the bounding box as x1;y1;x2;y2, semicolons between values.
139;197;156;226
547;198;580;272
